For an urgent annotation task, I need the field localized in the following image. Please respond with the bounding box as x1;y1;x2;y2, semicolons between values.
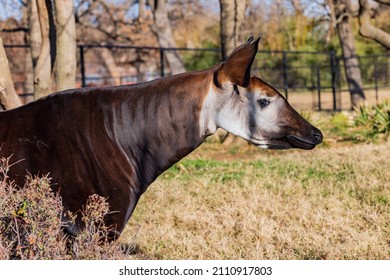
119;135;390;260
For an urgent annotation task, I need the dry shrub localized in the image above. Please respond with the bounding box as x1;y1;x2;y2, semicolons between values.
0;156;128;260
70;194;128;259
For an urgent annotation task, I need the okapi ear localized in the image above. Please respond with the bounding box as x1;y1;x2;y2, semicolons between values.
214;36;260;88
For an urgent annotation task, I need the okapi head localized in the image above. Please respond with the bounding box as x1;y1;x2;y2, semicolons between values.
202;36;323;149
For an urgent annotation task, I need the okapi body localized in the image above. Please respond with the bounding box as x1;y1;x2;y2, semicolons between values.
0;37;322;239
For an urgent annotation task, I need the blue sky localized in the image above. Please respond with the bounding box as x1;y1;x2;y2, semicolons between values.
0;0;329;21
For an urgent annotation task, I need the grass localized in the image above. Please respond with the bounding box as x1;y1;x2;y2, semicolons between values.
120;140;390;259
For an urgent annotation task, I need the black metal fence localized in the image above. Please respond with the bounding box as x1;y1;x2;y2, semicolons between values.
252;50;339;110
4;44;390;111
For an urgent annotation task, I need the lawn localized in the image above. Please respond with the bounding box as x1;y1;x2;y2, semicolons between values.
120;138;390;259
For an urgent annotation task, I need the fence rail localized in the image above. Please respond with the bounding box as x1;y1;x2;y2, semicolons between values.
4;44;390;111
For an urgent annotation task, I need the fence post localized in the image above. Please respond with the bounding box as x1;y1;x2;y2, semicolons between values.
310;65;316;110
79;46;86;87
282;51;288;100
316;66;322;111
330;51;337;111
160;48;165;77
374;62;379;103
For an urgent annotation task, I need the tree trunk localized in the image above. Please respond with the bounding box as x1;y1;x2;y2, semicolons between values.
28;0;42;67
54;0;76;91
359;0;390;49
219;0;247;145
219;0;247;60
334;0;365;109
96;48;122;85
22;3;35;103
28;0;42;102
0;36;22;110
34;0;54;99
151;0;186;75
24;48;35;103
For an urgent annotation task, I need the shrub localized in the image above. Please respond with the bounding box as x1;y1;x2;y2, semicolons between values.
317;102;390;144
0;156;128;260
354;101;390;141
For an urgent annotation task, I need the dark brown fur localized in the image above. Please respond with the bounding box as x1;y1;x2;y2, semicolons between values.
0;70;212;238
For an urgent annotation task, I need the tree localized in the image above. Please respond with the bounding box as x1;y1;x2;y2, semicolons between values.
219;0;247;60
330;0;366;108
74;0;187;78
0;35;22;110
150;0;186;75
219;0;248;145
32;0;55;99
54;0;76;91
29;0;76;99
1;0;75;104
359;0;390;49
95;48;122;85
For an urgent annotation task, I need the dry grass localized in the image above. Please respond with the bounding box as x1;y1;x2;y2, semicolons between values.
120;140;390;260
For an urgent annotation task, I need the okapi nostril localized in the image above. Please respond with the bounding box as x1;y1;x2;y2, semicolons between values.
312;130;323;143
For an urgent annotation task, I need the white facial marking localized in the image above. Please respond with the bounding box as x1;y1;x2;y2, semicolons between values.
199;82;286;148
199;84;219;138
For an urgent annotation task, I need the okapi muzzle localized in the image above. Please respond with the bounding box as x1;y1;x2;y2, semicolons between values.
0;36;322;240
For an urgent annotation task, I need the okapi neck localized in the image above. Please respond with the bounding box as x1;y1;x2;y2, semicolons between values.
101;73;209;189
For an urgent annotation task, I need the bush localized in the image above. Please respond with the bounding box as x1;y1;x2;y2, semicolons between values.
353;101;390;141
316;102;390;144
0;156;128;260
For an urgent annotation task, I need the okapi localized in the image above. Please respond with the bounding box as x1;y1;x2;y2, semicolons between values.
0;37;322;239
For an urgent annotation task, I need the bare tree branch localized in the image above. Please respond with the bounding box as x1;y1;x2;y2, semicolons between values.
359;0;390;49
17;0;28;7
0;27;29;33
75;0;135;43
373;0;390;5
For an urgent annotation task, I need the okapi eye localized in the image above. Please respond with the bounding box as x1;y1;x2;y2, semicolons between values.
257;98;270;108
